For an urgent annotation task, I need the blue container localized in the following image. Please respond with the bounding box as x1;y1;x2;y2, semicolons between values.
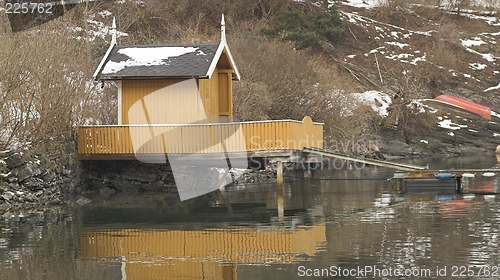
436;194;455;201
435;173;454;179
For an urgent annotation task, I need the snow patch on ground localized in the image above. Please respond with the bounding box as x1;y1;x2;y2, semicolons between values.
491;111;500;118
438;119;468;130
339;0;379;9
470;62;487;70
352;91;392;117
461;37;487;47
98;10;112;18
407;99;438;113
386;41;410;49
485;83;500;92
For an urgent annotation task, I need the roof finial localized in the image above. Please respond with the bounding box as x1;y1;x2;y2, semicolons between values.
221;14;226;43
111;17;117;45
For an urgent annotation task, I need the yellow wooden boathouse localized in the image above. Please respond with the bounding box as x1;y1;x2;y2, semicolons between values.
78;16;323;160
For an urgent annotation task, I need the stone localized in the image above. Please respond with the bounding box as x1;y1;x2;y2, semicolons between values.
11;163;42;182
42;172;57;183
5;153;27;169
7;177;18;184
76;196;92;206
1;192;13;201
104;172;119;179
496;145;500;154
121;172;158;183
99;187;115;197
22;178;45;191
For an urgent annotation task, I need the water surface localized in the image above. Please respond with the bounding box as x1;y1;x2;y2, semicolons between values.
1;156;500;279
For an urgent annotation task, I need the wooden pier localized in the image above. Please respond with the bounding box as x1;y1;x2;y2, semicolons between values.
302;147;500;194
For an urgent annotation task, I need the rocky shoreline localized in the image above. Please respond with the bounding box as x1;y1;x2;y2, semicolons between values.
0;140;312;210
0;140;78;211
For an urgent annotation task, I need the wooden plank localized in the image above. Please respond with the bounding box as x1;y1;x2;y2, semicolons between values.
121;127;128;154
304;147;428;171
275;122;282;150
285;121;291;149
118;126;124;153
105;127;110;154
90;128;96;154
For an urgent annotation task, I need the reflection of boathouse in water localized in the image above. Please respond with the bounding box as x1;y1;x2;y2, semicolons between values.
78;185;326;279
80;225;325;279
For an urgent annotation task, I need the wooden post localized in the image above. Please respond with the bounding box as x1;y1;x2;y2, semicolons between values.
277;161;283;191
393;172;406;193
276;161;284;221
456;176;463;194
303;164;312;179
277;187;284;222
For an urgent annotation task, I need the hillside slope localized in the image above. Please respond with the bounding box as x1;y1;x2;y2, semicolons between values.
0;0;499;156
331;0;500;155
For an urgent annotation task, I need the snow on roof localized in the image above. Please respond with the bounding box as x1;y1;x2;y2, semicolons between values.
94;44;235;79
102;46;200;75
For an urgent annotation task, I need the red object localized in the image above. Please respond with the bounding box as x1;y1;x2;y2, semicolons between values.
434;94;491;120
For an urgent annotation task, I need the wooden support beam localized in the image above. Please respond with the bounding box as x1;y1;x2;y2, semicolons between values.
277;161;283;191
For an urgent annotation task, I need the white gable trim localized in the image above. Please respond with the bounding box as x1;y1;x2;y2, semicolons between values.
206;41;241;81
224;43;241;80
93;43;115;80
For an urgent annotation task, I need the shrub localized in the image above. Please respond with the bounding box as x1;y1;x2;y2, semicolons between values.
262;4;343;49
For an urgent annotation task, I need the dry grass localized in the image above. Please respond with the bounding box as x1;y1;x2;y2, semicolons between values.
0;13;117;149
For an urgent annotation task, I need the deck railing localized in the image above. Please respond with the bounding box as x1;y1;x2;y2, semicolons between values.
78;116;323;155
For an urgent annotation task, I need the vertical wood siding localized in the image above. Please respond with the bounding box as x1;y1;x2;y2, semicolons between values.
123;74;231;126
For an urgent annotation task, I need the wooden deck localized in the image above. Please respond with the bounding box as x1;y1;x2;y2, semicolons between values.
78;116;323;158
